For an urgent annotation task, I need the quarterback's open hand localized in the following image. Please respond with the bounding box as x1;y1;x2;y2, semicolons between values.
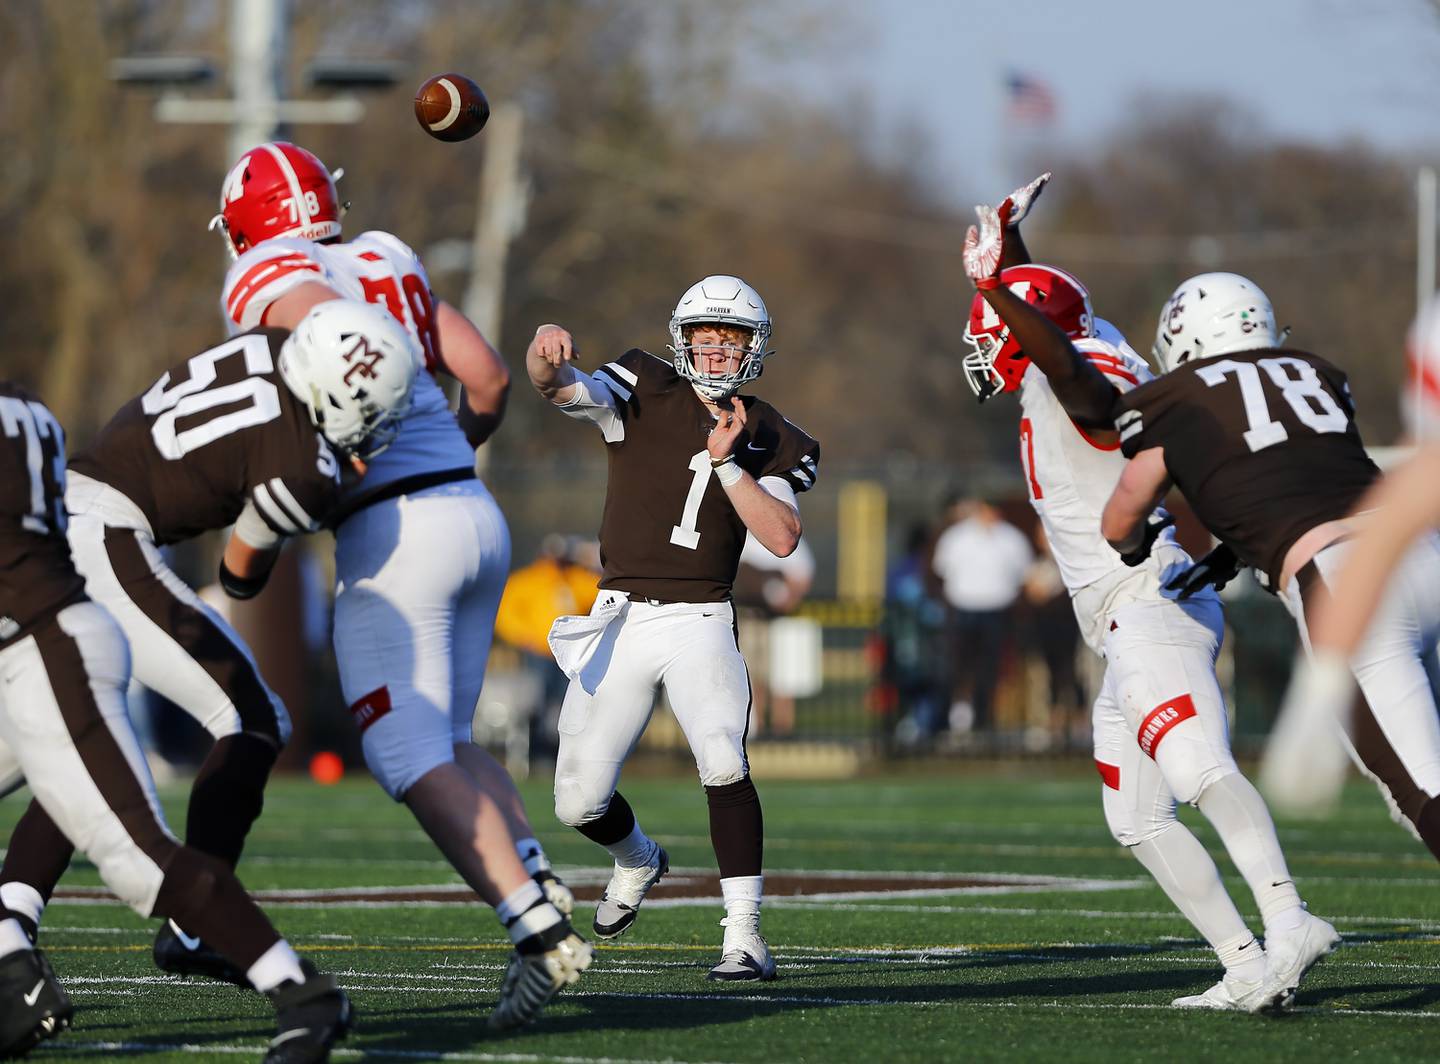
963;205;1004;290
1164;543;1242;599
529;324;578;367
998;171;1052;229
707;397;747;461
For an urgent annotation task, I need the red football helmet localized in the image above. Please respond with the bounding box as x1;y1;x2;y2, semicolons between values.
210;142;343;258
962;264;1095;401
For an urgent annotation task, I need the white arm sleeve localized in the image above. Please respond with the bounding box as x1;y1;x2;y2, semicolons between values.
758;475;800;515
233;499;284;552
555;369;625;443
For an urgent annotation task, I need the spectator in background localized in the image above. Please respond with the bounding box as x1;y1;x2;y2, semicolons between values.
733;532;816;737
931;494;1034;734
1021;527;1087;750
883;523;949;748
494;536;601;759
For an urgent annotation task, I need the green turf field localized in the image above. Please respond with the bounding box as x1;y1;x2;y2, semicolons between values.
5;767;1435;1062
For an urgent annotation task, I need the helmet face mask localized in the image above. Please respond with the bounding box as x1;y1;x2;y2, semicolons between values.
1152;272;1279;373
667;275;773;402
211;142;343;259
962;264;1095;402
278;301;417;460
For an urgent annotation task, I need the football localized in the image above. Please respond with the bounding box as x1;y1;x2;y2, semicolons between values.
413;73;490;142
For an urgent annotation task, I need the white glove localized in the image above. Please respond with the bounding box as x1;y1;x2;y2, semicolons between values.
999;171;1052;228
1259;652;1354;818
963;204;1004;289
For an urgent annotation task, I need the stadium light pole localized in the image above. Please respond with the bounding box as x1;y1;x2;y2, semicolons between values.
112;0;399;766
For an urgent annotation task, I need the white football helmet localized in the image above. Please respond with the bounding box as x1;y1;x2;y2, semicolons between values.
667;275;773;401
1152;272;1280;373
278;300;417;459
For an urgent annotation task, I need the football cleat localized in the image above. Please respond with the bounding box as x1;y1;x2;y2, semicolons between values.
707;916;778;982
1259;912;1340;1011
154;919;250;987
0;947;72;1059
592;844;667;939
487;925;593;1031
1171;972;1267;1011
534;870;575;917
264;960;354;1064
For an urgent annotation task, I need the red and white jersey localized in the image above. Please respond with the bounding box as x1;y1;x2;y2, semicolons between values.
1017;327;1183;602
220;231;478;505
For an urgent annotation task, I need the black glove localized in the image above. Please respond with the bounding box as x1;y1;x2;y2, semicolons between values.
1118;513;1175;567
1164;543;1242;600
218;559;269;600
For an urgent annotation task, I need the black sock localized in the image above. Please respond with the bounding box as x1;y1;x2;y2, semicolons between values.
576;790;637;847
705;776;763;878
185;733;278;868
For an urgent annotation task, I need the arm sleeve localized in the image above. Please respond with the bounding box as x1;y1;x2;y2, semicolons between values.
757;475;799;513
554;369;625;443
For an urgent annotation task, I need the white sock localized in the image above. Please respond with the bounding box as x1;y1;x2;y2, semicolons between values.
0;918;32;956
720;875;763;924
515;837;552;877
246;939;305;993
1215;931;1266;983
1129;822;1253;957
605;822;657;868
1196;773;1305;933
0;883;44;927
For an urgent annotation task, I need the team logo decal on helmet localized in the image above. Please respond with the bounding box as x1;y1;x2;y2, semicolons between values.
962;264;1095;401
1152;272;1281;373
667;275;774;402
278;300;417;459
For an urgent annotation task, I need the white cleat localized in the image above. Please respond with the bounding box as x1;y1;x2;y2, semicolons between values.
487;931;593;1031
592;844;667;939
707;916;778;982
1259;912;1340;1011
1172;972;1267;1011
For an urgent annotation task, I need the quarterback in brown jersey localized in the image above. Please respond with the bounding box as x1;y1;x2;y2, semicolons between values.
0;383;352;1062
0;300;416;989
1102;274;1440;869
527;275;819;981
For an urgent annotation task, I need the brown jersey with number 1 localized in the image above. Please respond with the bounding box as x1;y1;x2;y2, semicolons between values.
0;384;88;646
1116;348;1379;587
68;328;341;545
590;349;820;603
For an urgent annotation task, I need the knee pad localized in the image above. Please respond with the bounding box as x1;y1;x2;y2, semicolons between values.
553;774;607;828
1150;720;1237;806
697;729;746;788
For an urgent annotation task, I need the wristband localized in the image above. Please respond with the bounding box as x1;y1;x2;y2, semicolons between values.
975;275;1001;291
713;458;744;487
710;453;735;468
218;559;269;600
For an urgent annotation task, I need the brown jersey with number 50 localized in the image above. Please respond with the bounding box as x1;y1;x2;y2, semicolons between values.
0;384;87;645
1116;348;1379;587
68;328;342;545
589;349;820;603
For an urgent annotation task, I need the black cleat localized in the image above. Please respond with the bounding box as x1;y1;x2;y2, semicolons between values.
153;920;250;987
0;947;72;1059
264;960;354;1064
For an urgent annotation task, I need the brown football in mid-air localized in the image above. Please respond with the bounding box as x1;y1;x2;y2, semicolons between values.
414;73;490;142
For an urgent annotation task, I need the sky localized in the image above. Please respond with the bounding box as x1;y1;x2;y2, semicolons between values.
765;0;1440;203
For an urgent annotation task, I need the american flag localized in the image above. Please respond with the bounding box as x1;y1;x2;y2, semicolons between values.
1005;72;1057;125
